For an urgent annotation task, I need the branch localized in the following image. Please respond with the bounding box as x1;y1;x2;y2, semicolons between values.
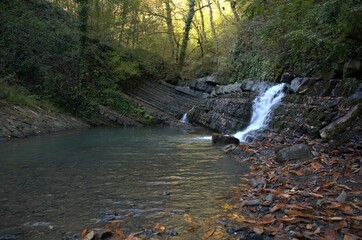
194;3;212;12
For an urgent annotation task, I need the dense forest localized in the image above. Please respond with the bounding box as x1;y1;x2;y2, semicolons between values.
0;0;361;123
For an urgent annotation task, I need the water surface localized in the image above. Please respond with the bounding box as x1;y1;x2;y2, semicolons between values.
0;127;244;239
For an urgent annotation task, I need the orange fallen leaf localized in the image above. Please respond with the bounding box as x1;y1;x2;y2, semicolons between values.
257;214;276;225
290;170;304;176
113;228;126;238
324;228;336;240
270;203;285;213
202;228;216;239
152;223;166;232
221;202;234;210
183;213;200;226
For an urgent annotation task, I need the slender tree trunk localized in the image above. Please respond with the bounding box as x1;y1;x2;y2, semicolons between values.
179;0;196;67
208;0;219;53
76;0;89;84
230;1;240;22
118;0;130;45
197;0;207;43
192;21;204;59
164;0;176;60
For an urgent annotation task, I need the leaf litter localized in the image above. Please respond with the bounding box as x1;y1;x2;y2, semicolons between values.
78;133;361;240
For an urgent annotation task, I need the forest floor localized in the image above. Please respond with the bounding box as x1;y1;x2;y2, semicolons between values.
79;131;362;240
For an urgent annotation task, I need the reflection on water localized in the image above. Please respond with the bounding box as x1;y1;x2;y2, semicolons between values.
0;127;244;239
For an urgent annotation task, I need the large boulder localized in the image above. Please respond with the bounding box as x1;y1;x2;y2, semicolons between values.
240;80;272;92
275;144;313;162
212;133;240;145
187;95;253;134
189;77;216;93
290;77;309;93
211;83;242;96
320;104;362;141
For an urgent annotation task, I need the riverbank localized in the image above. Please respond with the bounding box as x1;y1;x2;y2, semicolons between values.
0;100;89;140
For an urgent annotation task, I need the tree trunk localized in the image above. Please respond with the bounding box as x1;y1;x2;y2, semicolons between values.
76;0;89;84
230;1;240;22
164;0;176;61
118;0;130;45
197;0;207;43
208;0;219;54
179;0;196;67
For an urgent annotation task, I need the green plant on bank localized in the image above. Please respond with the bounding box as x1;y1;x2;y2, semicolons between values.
229;0;362;82
0;77;59;112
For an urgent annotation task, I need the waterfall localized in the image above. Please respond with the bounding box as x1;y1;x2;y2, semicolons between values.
233;83;286;142
180;113;188;123
180;106;195;123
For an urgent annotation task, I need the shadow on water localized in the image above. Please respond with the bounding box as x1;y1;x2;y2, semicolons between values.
0;127;245;239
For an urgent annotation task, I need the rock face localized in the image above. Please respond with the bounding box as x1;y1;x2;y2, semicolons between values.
212;133;240;145
187;93;254;134
275;144;313;162
0;100;89;139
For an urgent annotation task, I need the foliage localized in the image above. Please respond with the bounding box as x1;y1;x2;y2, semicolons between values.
0;76;58;112
229;0;362;81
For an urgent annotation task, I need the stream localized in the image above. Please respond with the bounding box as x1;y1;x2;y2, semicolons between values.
0;127;245;239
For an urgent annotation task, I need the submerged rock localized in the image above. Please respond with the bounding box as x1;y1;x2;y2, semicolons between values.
212;134;240;145
275;144;313;162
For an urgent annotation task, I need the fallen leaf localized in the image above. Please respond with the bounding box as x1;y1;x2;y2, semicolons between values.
349;216;362;221
306;223;313;230
290;170;304;176
152;223;166;232
257;214;275;225
221;202;234;210
113;228;126;238
81;231;94;240
183;214;199;226
202;228;216;239
271;203;285;213
324;228;336;240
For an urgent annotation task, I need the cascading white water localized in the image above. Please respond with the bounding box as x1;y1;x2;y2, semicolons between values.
180;113;188;123
233;83;286;142
180;106;195;123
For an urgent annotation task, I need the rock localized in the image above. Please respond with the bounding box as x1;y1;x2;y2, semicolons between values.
99;105;143;127
280;73;295;84
320;104;362;140
290;77;309;93
174;86;210;98
189;77;216;93
336;191;347;203
343;60;361;79
212;134;240;145
211;83;242;96
265;193;275;202
242;199;261;206
187;96;253;134
203;71;230;85
240;80;272;92
275;144;313;162
348;83;362;101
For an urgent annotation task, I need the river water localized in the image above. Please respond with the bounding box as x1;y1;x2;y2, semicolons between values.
0;127;244;239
